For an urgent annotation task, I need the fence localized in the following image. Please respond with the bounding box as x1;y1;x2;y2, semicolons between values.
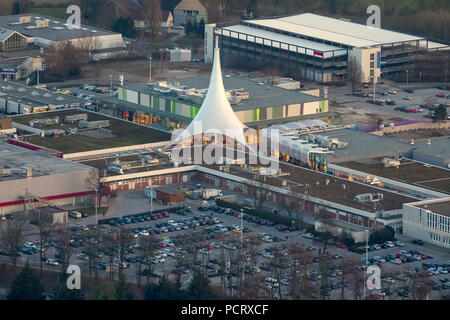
63;141;171;160
371;121;450;136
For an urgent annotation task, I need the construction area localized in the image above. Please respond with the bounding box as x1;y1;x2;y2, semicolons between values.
10;109;171;153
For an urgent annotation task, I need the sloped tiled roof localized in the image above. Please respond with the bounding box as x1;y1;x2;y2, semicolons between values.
175;0;206;12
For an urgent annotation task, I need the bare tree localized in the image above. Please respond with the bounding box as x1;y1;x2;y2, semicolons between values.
0;212;29;268
33;209;54;276
137;234;156;285
76;34;102;63
82;228;101;279
55;226;74;278
141;0;162;52
347;57;362;93
248;175;272;211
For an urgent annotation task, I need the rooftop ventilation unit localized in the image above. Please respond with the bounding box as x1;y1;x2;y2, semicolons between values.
19;16;31;24
36;20;49;28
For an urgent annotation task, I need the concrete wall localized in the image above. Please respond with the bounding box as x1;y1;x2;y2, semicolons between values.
0;169;94;215
371;122;450;136
349;47;381;84
403;200;450;249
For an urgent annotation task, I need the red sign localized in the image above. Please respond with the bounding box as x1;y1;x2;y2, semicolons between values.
314;51;323;57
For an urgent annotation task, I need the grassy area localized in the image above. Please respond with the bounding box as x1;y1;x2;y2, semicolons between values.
78;206;109;217
12;110;171;153
215;199;313;230
30;7;68;20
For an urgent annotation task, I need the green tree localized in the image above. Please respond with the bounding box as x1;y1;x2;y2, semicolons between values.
187;271;215;299
185;20;193;35
50;282;85;300
112;17;137;39
8;262;45;300
197;18;206;38
115;274;133;300
144;276;185;300
432;104;448;123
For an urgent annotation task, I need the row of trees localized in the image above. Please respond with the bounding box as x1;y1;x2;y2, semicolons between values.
185;19;206;38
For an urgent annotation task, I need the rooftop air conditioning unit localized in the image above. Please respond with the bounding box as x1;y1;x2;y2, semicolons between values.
20;16;31;24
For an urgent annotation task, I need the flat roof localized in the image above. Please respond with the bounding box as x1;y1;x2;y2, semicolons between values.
0;80;83;106
0;141;90;181
0;14;120;42
245;13;425;48
341;158;450;194
125;75;324;112
308;128;412;163
10;109;171;153
222;24;347;57
417;200;450;217
414;137;450;161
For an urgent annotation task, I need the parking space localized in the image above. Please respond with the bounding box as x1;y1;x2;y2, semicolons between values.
1;187;449;300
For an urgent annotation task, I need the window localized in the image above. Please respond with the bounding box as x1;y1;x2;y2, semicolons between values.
370;70;374;76
370;61;374;68
370;53;375;60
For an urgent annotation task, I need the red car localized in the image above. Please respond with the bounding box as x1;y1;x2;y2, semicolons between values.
369;293;383;300
396;253;405;258
159;242;167;248
172;268;182;275
436;93;446;98
408;108;419;113
421;254;428;260
156;212;163;219
162;211;169;218
335;243;347;249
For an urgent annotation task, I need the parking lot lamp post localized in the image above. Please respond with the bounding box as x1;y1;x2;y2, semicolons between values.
95;188;98;225
406;70;409;87
363;229;369;300
240;209;244;247
150;183;153;215
109;75;113;89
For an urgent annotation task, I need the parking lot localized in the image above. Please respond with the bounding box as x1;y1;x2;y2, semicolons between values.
1;186;449;300
330;83;450;124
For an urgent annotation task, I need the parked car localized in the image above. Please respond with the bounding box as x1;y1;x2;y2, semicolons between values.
412;239;424;245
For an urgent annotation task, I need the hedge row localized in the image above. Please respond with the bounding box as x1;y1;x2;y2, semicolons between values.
99;206;184;225
215;199;313;229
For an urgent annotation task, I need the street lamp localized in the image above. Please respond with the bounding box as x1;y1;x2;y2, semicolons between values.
94;188;98;225
406;70;409;88
109;75;113;89
363;229;369;300
148;56;153;83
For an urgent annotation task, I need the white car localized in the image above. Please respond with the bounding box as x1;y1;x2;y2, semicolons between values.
373;244;382;250
403;95;412;100
384;241;395;248
438;268;449;274
394;241;404;247
391;259;402;265
46;259;59;266
139;230;149;236
77;253;89;261
387;89;397;94
263;252;274;259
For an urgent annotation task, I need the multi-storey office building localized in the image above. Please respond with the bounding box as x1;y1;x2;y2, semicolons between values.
205;13;450;83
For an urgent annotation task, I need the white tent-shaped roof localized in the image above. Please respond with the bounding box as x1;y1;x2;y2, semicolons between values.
172;45;248;146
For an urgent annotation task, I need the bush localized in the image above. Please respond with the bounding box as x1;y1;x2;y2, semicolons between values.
369;227;395;244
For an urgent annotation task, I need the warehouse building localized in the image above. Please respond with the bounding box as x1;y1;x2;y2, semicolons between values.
403;198;450;249
0;56;44;81
0;80;85;114
0;141;96;215
206;13;450;83
0;14;125;60
103;75;332;130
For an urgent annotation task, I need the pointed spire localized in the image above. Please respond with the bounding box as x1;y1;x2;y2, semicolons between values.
172;44;247;146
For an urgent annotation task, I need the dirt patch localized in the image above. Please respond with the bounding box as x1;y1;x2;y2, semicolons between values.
385;129;450;142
